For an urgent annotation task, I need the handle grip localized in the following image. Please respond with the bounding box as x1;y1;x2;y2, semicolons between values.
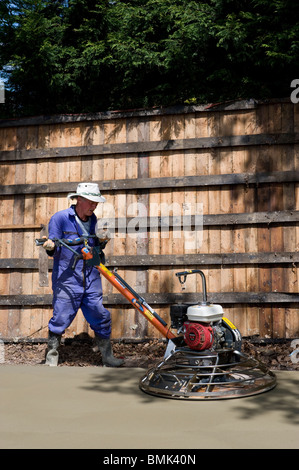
35;237;85;246
175;269;208;304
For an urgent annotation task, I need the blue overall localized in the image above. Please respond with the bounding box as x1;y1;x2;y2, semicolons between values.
47;205;111;338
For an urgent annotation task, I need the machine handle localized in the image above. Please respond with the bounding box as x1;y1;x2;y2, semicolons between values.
36;237;86;270
175;269;208;304
112;270;168;327
35;237;85;247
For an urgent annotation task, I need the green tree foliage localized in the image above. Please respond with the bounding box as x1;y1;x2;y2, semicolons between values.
0;0;298;117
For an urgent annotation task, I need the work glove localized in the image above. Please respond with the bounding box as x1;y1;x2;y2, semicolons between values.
42;237;55;251
96;228;111;244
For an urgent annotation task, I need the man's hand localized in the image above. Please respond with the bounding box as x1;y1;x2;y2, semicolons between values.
96;228;111;244
42;237;55;251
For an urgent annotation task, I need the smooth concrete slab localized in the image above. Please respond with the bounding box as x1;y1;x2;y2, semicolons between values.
0;365;298;449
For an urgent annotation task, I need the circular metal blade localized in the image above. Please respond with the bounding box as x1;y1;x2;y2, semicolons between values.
139;348;277;400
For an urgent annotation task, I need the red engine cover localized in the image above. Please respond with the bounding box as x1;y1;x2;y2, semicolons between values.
184;322;214;351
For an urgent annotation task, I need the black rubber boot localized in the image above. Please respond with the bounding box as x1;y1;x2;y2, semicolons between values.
45;331;61;366
93;336;124;367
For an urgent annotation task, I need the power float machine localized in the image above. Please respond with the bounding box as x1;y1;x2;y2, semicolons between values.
36;236;276;400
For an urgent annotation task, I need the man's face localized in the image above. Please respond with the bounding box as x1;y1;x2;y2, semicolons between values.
76;196;98;220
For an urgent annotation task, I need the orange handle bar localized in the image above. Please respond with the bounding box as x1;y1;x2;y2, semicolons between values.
82;248;176;340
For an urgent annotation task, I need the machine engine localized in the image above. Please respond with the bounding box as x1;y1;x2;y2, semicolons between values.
170;302;242;352
140;269;276;400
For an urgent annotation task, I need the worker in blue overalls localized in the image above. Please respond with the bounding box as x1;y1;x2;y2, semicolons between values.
42;182;124;367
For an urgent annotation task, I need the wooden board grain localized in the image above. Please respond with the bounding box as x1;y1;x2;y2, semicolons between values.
1;100;299;340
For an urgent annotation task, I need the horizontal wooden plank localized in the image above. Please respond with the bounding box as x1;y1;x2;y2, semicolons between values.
0;99;261;128
0;259;39;269
142;292;299;305
104;210;299;232
1;292;299;306
0;295;53;305
1;251;298;270
1;133;298;162
202;210;299;226
106;252;299;266
99;170;299;191
0;211;297;235
1;171;298;196
0;224;42;231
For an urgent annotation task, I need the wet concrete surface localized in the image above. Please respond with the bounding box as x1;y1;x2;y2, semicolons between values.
0;365;298;449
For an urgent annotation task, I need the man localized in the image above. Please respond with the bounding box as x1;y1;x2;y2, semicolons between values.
42;182;124;367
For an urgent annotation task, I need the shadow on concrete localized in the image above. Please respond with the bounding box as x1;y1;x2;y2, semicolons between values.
81;369;299;421
79;368;164;404
233;373;299;425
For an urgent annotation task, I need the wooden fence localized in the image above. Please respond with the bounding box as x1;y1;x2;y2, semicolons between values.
0;98;299;341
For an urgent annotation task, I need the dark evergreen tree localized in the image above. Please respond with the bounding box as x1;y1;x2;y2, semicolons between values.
0;0;298;117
